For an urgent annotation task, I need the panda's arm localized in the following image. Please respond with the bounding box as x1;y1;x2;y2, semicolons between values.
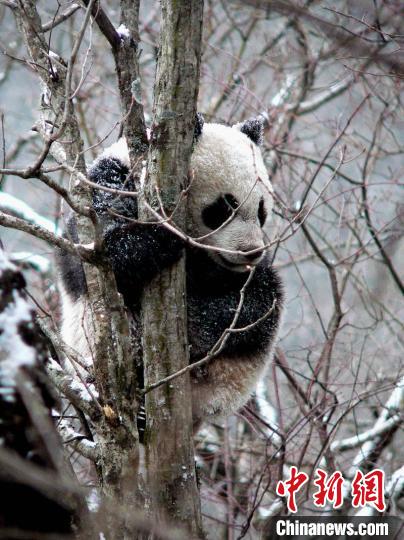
188;266;283;361
90;154;184;292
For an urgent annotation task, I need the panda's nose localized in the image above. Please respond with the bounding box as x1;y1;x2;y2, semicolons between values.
243;248;263;263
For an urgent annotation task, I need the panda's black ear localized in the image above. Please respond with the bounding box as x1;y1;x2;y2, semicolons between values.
194;112;204;140
236;116;264;145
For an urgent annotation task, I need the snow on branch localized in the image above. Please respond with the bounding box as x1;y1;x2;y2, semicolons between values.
386;466;404;505
342;377;404;506
331;413;402;453
0;192;58;233
0;205;95;261
351;376;404;470
9;251;50;273
254;379;282;446
59;420;99;462
286;75;355;115
270;73;295;109
0;251;38;402
116;23;130;39
46;359;101;422
0;249;85;532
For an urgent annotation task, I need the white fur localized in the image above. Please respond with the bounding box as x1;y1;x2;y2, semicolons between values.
191;352;268;422
61;121;278;424
59;283;93;378
103;123;274;270
98;138;131;169
189;123;274;270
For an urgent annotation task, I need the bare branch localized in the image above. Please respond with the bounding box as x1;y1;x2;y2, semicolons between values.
46;359;101;422
41;4;81;33
240;0;404;75
0;210;95;261
81;0;121;49
59;421;99;462
331;414;402;453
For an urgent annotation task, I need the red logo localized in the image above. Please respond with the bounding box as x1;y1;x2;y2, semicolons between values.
313;469;344;509
351;469;386;512
276;467;385;513
276;466;309;513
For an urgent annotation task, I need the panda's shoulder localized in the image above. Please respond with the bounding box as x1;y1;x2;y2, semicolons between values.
253;261;284;301
88;138;140;216
89;138;130;184
96;138;130;168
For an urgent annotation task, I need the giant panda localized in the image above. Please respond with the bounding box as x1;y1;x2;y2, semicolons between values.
57;114;283;428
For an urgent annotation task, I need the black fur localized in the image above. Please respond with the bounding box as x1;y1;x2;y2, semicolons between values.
239;116;264;145
202;193;238;230
187;249;282;361
57;149;283;433
258;197;267;227
58;155;282;357
55;217;87;301
194;112;204;139
91;157;184;304
57;156;184;304
104;223;184;305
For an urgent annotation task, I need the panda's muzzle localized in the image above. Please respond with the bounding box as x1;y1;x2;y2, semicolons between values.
243;250;263;263
218;248;263;271
240;242;265;264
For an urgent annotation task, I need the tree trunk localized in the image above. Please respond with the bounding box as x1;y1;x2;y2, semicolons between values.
14;2;140;533
141;0;204;536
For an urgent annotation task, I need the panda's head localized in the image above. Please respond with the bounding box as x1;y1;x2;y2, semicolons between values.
188;115;274;273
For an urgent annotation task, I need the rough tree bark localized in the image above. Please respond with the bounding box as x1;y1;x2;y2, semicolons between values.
9;0;205;535
82;0;149;157
140;0;204;536
14;2;140;531
114;0;149;160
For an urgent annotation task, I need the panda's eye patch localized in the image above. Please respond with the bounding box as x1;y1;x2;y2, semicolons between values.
258;197;267;227
223;193;239;210
202;193;239;230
